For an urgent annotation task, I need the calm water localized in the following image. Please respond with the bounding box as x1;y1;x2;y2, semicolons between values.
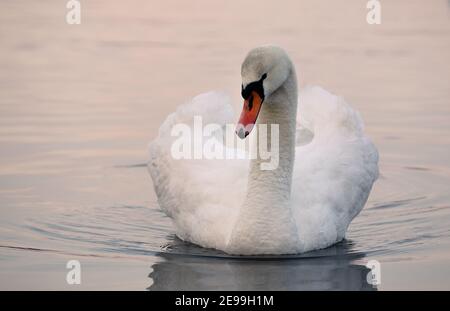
1;0;450;290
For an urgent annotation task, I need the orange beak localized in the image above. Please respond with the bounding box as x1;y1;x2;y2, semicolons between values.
235;91;263;139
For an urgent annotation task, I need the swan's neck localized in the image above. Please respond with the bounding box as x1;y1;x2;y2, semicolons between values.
247;74;298;204
227;70;300;254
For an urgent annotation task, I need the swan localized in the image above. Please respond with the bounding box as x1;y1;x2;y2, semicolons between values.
148;46;379;255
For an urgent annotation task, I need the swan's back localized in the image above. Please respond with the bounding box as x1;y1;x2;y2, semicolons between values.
148;92;248;250
292;86;379;252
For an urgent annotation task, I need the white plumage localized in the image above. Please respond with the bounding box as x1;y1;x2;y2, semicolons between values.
148;46;378;255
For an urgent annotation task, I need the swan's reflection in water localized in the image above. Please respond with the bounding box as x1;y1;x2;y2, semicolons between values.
148;238;376;291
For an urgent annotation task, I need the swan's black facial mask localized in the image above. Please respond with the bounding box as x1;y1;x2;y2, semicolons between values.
241;73;267;101
236;73;267;139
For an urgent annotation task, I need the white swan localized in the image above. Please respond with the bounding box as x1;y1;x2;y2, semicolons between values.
148;46;379;255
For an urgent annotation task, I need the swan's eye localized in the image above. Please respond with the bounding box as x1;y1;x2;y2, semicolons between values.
241;74;266;101
248;95;254;111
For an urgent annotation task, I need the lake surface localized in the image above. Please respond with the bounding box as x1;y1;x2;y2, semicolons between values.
1;0;450;290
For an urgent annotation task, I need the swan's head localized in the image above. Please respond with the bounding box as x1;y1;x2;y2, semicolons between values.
236;45;293;139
